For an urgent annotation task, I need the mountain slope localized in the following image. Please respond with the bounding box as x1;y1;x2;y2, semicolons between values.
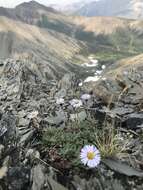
0;1;76;35
0;16;86;79
74;0;143;19
73;16;129;34
73;16;143;63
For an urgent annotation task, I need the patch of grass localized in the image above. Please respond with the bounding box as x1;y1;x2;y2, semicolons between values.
93;51;134;63
42;120;124;167
95;125;123;158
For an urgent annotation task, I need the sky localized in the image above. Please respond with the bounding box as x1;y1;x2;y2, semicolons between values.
0;0;83;8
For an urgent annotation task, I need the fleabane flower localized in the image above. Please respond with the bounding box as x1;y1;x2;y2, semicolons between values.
56;98;64;105
81;94;91;101
69;99;83;108
80;145;101;168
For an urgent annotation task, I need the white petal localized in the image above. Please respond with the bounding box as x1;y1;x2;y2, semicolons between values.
95;150;100;155
95;155;101;162
81;147;87;154
93;146;98;152
87;160;97;168
85;145;92;152
94;148;100;155
85;145;94;153
93;156;101;165
81;158;88;165
82;145;88;152
80;152;87;159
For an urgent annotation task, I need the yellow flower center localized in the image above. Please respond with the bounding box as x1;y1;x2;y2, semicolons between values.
87;151;95;160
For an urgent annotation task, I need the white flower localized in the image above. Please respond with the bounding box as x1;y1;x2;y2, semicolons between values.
102;65;106;70
56;98;64;105
81;94;91;101
69;99;83;108
96;70;102;75
28;111;39;119
80;145;101;168
79;82;83;87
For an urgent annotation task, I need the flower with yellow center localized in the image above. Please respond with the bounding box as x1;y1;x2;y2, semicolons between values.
87;152;95;160
80;145;101;168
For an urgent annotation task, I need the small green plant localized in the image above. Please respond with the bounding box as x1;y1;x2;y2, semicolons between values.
95;125;123;158
42;119;124;168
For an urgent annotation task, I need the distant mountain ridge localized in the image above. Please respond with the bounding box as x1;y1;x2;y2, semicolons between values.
0;1;80;37
70;0;143;20
0;1;65;25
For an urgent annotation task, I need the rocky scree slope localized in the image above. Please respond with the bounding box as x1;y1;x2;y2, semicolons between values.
0;58;78;189
1;57;143;190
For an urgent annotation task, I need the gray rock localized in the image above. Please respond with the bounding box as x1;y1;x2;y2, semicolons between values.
18;118;30;127
25;149;40;160
124;113;143;129
112;107;134;116
7;167;30;190
90;107;121;126
19;129;35;146
103;158;143;177
55;88;67;98
0;156;10;180
46;110;67;126
58;73;76;90
31;164;68;190
70;111;87;122
0;144;4;159
31;165;45;190
0;113;17;142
